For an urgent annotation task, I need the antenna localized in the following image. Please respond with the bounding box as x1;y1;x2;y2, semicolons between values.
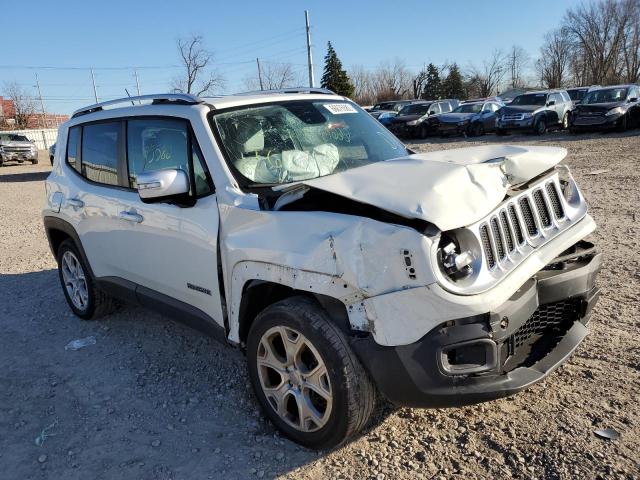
124;88;135;105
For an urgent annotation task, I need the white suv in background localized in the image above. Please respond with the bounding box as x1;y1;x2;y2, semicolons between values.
43;90;601;448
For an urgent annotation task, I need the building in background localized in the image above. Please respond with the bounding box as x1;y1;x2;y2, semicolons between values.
0;96;69;130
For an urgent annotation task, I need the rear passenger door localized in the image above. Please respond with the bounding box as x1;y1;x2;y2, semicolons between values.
62;121;131;281
114;117;224;324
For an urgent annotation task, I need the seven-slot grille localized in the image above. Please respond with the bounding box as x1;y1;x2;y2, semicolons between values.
479;180;566;269
502;113;525;121
3;145;32;153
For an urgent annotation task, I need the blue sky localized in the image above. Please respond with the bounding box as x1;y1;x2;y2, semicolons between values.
1;0;582;114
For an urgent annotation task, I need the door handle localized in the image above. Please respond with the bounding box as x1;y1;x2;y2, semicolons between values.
67;198;84;209
118;211;144;223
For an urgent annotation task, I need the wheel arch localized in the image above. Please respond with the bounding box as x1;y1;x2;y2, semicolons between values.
43;216;95;278
236;279;353;348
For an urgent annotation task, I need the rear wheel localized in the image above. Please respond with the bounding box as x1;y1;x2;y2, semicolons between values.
247;296;376;449
57;239;116;320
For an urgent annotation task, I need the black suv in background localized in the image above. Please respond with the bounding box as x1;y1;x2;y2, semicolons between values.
571;85;640;132
387;99;458;138
495;90;573;135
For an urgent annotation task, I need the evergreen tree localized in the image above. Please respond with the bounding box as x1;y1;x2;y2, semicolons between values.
321;42;354;97
442;63;467;100
422;63;441;99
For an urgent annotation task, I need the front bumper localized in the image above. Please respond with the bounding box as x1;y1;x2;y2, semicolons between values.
496;118;534;130
572;114;621;130
0;151;38;161
437;123;468;135
351;242;601;408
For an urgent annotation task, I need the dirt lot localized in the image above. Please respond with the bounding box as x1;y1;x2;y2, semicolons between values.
1;132;639;480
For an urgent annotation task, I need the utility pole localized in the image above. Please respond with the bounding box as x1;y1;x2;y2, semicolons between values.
90;68;99;102
35;73;47;129
305;10;315;88
134;70;141;96
256;58;264;90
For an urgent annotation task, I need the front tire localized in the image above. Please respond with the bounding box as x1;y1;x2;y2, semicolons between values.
534;118;547;135
419;125;429;139
562;112;570;130
617;114;628;132
57;239;116;320
247;296;376;449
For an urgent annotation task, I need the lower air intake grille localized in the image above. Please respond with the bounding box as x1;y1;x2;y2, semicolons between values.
479;225;495;268
533;189;552;227
504;298;582;371
519;197;538;236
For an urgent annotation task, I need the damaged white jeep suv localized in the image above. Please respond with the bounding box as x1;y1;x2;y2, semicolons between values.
43;90;601;448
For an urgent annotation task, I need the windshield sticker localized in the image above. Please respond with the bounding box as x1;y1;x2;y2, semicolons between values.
324;103;358;115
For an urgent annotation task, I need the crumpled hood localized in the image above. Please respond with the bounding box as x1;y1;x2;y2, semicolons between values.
301;145;567;231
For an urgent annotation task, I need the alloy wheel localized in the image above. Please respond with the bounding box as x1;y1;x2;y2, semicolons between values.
61;250;89;311
256;326;332;432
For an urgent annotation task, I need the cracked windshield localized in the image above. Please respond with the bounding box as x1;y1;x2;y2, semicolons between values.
211;100;409;185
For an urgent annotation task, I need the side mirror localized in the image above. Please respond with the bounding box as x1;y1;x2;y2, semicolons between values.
137;169;192;205
547;100;556;106
629;97;638;103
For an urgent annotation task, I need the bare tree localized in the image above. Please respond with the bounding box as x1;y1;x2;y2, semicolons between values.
370;59;413;101
507;45;530;88
563;0;628;84
621;0;640;83
172;35;224;96
2;82;36;129
536;28;573;88
467;50;507;97
349;65;376;105
244;62;298;91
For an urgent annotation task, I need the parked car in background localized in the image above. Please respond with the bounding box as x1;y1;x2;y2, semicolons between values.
566;86;600;107
570;85;640;133
497;88;535;104
388;99;459;138
434;100;503;137
0;133;38;166
49;143;56;165
495;90;573;135
368;100;413;120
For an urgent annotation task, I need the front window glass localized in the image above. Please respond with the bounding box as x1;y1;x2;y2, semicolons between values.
399;103;431;115
210;100;409;185
582;88;628;104
81;122;120;186
510;93;547;106
453;103;482;113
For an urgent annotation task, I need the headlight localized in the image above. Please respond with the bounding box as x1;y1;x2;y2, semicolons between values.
556;165;580;205
406;120;419;126
458;119;469;126
437;234;476;282
606;106;624;116
522;113;533;119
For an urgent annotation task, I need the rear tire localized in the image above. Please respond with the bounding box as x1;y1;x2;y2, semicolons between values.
57;239;116;320
247;296;376;449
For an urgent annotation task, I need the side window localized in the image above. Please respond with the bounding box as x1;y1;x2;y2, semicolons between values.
66;126;81;174
81;122;120;186
629;88;639;100
127;118;213;196
428;103;440;115
439;102;451;113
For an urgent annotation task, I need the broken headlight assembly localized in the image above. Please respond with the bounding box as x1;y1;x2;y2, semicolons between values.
436;232;479;284
556;165;581;206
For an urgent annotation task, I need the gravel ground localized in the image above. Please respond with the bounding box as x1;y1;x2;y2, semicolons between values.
0;132;638;480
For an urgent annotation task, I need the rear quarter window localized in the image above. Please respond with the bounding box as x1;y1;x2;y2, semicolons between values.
66;126;81;173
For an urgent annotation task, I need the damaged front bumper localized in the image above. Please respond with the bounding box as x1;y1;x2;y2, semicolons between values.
351;241;601;408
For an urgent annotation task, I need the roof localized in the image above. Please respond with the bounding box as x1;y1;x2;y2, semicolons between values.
71;88;346;118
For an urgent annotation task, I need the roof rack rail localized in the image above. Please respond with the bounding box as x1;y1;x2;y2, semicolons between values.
234;87;336;96
72;93;202;118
